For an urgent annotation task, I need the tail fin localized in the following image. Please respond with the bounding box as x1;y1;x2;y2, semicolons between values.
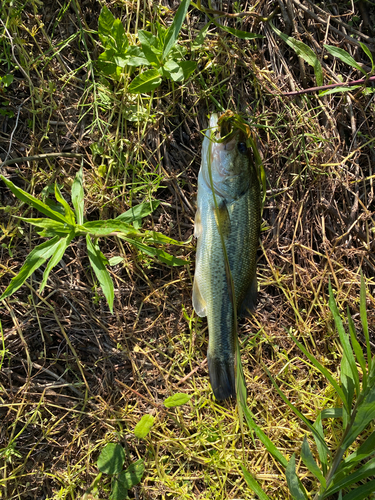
207;354;236;400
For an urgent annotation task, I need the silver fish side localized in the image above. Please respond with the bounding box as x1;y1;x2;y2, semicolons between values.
193;113;261;400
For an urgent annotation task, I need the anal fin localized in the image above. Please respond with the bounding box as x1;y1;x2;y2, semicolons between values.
238;275;258;317
192;278;207;317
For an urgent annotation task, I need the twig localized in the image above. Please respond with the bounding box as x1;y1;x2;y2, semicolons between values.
0;152;83;169
283;76;375;96
4;106;22;163
177;358;207;385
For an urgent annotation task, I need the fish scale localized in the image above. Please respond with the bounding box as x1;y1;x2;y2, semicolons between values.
193;113;261;400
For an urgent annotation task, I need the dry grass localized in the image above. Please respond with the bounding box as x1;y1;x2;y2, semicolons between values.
1;0;375;498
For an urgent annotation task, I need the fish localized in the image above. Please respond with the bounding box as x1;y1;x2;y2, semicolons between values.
193;112;261;400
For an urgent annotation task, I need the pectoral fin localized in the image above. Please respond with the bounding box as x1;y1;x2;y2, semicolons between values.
194;208;203;239
214;201;231;238
238;275;258;317
192;278;207;317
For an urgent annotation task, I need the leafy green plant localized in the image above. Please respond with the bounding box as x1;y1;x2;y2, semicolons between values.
83;443;144;500
0;168;187;312
241;274;375;499
97;0;196;93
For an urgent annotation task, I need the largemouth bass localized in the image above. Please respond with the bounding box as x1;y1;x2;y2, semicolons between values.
193;113;261;400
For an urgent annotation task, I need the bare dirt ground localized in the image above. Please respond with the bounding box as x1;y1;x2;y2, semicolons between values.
1;1;375;498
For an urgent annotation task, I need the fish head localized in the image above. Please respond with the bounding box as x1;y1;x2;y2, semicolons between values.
202;113;253;201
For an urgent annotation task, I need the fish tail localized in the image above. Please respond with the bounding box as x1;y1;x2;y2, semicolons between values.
207;353;236;400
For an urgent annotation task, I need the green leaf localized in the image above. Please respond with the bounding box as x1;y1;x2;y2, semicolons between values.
271;23;323;86
360;42;374;74
344;430;375;466
1;74;14;87
86;235;114;313
289;330;349;412
163;0;191;60
81;220;137;237
122;46;148;67
54;184;75;224
164;393;191;408
128;69;162;93
98;6;116;45
16;217;71;234
342;383;375;450
0;236;61;300
285;454;307;500
97;49;117;75
123;237;188;266
321;408;343;419
110;476;128;500
118;459;145;489
301;436;326;487
143;230;187;246
360;272;371;368
97;443;125;475
241;465;271;500
39;231;75;292
134;414;154;439
164;60;196;82
108;256;124;266
347;307;367;388
341;353;354;429
318;86;361;97
71;166;84;225
0;175;71;224
110;19;128;53
342;479;375;500
241;402;288;468
324;45;367;75
115;201;160;223
327;457;375;496
329;282;360;398
218;24;262;40
313;412;327;475
138;30;161;66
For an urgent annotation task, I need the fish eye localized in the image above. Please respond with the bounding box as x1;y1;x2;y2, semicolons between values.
237;142;247;154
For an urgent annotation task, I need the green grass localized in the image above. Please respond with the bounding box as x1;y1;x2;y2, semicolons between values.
1;0;375;499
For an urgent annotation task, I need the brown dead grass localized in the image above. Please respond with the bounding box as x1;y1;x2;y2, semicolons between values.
1;0;375;499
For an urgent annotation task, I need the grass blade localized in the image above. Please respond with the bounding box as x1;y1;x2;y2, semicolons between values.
163;0;191;59
313;412;328;475
326;457;375;496
0;175;71;224
86;235;114;313
71;166;84;225
122;237;187;266
344;430;375;466
289;330;349;412
342;384;375;450
54;183;75;224
0;236;61;300
264;367;330;455
347;307;367;388
341;479;375;500
241;403;288;468
115;201;160;223
81;220;138;237
286;454;307;500
360;42;374;73
271;23;323;86
340;353;354;429
39;231;75;292
360;272;371;369
329;282;360;399
324;45;367;75
241;465;271;500
301;436;326;488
